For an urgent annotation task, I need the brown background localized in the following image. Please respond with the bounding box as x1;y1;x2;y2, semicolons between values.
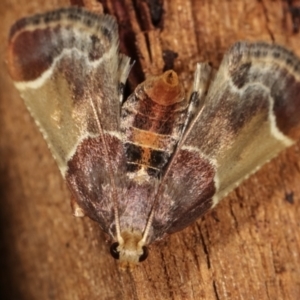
1;0;300;299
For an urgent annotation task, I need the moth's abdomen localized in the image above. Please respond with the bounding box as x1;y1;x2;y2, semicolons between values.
121;70;187;178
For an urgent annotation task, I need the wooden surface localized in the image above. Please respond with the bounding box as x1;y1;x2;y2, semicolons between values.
1;0;300;299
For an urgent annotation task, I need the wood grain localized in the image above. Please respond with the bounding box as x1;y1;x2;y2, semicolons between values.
0;0;299;299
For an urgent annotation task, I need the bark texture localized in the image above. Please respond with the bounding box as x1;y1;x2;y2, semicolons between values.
0;0;300;299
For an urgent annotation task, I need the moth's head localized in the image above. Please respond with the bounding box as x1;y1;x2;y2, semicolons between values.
110;230;148;269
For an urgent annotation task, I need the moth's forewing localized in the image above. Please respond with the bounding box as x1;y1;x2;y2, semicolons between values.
7;7;131;233
154;42;300;236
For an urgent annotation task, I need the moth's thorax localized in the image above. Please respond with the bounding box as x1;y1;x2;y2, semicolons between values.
121;70;188;180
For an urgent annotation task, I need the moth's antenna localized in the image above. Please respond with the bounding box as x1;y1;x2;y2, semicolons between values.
141;63;212;244
89;97;123;243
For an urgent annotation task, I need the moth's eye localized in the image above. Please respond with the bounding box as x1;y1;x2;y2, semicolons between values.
138;246;149;262
110;242;120;260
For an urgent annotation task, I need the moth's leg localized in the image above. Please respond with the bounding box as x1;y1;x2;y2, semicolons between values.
183;62;213;131
118;54;133;104
71;196;85;218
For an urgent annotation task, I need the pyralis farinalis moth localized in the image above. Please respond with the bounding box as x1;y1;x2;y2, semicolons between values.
7;7;300;268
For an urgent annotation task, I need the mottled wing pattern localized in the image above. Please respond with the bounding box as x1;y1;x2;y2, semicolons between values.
8;6;300;260
7;7;131;231
153;42;300;238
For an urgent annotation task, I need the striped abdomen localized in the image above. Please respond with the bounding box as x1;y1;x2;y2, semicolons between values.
121;70;188;179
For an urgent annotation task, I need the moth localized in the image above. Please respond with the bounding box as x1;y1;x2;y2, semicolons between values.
7;7;300;268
